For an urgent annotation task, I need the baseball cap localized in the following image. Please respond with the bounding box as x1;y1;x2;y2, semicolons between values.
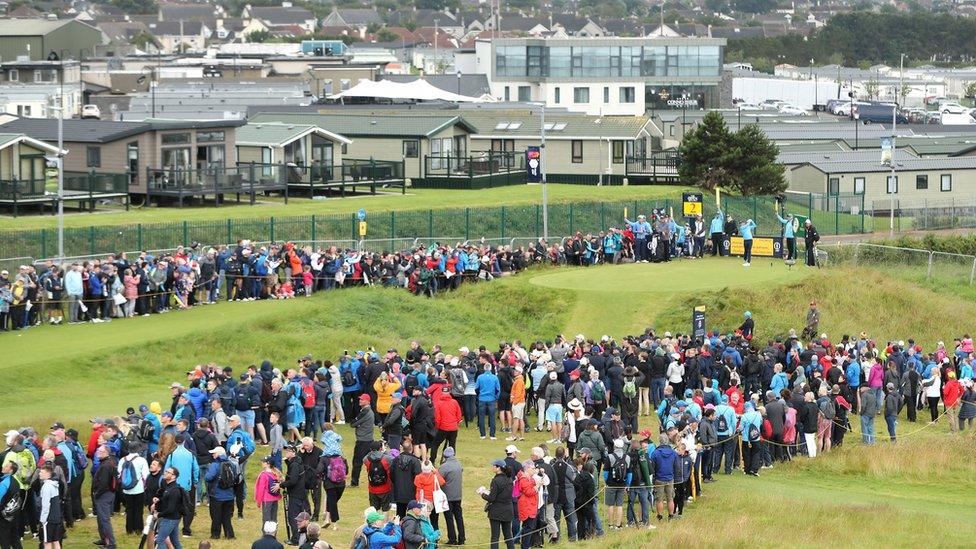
138;404;149;413
228;415;241;423
3;430;19;439
50;422;65;431
607;407;619;415
366;511;385;524
407;500;424;511
443;447;456;458
505;444;520;455
359;394;372;403
491;459;507;468
209;446;226;456
170;382;183;389
295;512;311;522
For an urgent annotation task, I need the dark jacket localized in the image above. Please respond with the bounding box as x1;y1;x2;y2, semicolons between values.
193;429;218;466
382;404;404;436
352;406;375;442
801;401;820;434
251;534;286;549
481;473;514;522
92;456;117;496
300;445;323;488
281;456;306;496
765;399;786;437
401;513;427;549
391;452;421;502
155;480;184;520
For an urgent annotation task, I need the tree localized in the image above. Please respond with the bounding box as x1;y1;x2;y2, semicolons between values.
733;0;776;14
678;114;785;195
678;111;733;191
376;28;399;43
965;82;976;99
110;0;157;14
246;30;271;43
725;125;786;195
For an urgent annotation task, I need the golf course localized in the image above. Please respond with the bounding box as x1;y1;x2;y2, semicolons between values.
3;257;975;548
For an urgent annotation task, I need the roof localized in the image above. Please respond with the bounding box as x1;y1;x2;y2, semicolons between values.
235;122;351;146
0;18;76;35
380;74;491;98
463;112;650;140
0;118;243;143
247;6;314;25
0;132;60;153
249;112;476;138
150;20;205;35
778;149;918;166
158;2;216;20
331;8;383;26
794;156;976;174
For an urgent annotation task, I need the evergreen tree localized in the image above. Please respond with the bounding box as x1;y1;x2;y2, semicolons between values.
677;111;732;191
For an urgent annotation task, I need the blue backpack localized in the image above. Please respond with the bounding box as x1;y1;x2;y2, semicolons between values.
119;458;138;491
68;440;88;471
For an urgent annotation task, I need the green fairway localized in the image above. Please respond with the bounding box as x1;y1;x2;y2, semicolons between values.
0;184;688;230
2;259;974;548
530;258;810;294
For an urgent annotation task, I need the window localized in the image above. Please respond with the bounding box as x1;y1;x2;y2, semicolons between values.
916;174;928;190
490;139;515;152
941;174;952;191
603;86;609;103
196;131;225;143
34;69;54;83
17;105;30;117
340;79;351;91
261;147;273;176
517;86;531;101
127;142;139;186
162;132;190;144
886;175;898;194
669;125;675;137
8;69;17;82
504;86;510;101
571;140;583;163
854;177;865;194
86;146;101;168
573;87;589;104
402;140;419;158
619;86;636;103
612;141;624;164
828;177;840;195
554;87;561;104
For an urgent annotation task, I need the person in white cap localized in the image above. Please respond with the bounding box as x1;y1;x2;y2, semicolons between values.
252;520;285;549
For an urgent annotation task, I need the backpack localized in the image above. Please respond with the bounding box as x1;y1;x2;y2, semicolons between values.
217;461;238;490
236;385;254;410
820;398;836;421
119;458;139;491
622;378;637;399
449;369;467;397
0;488;21;521
747;422;761;443
327;456;347;484
341;367;356;387
69;440;88;472
137;419;156;443
607;453;628;484
219;387;236;413
229;430;255;459
301;379;316;408
717;413;729;433
367;457;388;487
589;381;606;404
404;372;420;393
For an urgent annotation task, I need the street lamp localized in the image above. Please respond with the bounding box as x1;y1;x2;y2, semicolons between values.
136;66;157;117
45;104;65;261
456;71;461;98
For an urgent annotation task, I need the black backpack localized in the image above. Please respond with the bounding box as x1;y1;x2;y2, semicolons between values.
1;488;22;521
403;372;420;393
607;453;628;484
717;413;729;433
341;367;356;387
367;457;388;487
217;461;237;490
236;386;253;410
137;419;156;442
747;423;760;443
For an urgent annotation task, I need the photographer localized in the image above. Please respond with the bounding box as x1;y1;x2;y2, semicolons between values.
774;195;797;261
804;219;820;267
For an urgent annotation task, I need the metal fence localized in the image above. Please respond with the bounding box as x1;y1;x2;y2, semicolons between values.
868;196;976;233
823;242;976;286
0;193;872;262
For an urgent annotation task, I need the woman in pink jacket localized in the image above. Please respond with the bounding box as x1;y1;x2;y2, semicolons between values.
123;268;140;317
254;456;283;524
868;359;885;414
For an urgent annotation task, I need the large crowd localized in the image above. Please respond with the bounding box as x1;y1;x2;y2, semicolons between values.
2;303;974;549
0;208;822;332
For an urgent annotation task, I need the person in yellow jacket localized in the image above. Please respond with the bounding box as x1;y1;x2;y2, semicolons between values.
373;372;402;421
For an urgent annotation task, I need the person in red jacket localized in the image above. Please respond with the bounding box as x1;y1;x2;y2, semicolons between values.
515;461;540;549
943;370;963;432
86;419;105;458
363;442;393;512
430;385;462;462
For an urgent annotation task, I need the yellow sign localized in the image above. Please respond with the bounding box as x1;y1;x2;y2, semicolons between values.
358;221;368;237
682;192;703;217
45;167;59;191
729;236;780;258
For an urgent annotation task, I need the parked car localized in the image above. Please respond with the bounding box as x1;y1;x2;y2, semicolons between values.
938;102;966;114
778;104;808;116
759;99;786;110
854;103;908;124
81;104;101;119
940;112;976;125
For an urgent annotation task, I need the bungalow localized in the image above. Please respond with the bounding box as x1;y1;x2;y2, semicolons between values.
249;111;476;182
148;20;210;54
0;131;128;215
460;110;654;184
0;117;246;205
243;4;317;35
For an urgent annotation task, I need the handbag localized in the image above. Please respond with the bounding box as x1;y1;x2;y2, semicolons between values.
113;293;126;306
432;476;450;514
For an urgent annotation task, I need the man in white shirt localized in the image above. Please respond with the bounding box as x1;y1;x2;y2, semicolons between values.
117;442;151;535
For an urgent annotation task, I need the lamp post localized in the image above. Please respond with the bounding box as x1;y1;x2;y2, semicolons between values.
530;102;549;239
46;104;65;261
137;66;157;117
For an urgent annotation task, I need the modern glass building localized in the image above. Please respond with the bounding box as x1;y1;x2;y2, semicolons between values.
476;37;726;115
